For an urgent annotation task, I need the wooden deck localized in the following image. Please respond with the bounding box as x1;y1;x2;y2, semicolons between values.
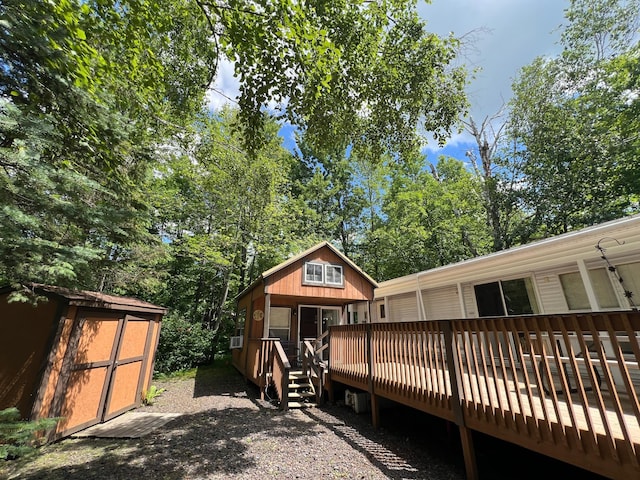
326;312;640;480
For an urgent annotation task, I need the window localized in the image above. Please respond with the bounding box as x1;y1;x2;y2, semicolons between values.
474;278;539;317
304;262;324;283
616;261;640;308
269;307;291;342
560;268;621;310
589;268;619;308
325;264;343;286
235;308;246;337
559;272;590;310
380;304;386;319
303;262;344;287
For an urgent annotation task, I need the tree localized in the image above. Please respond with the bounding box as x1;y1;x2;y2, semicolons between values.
291;137;367;257
375;150;490;280
508;0;640;236
463;110;528;250
0;0;215;292
149;109;297;347
212;0;468;155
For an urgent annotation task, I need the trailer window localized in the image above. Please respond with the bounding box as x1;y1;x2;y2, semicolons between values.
475;278;539;317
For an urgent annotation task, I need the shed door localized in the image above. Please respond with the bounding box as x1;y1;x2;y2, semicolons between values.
56;312;152;436
57;313;122;436
103;315;153;421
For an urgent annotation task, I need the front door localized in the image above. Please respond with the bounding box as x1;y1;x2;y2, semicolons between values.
299;306;318;341
298;305;341;340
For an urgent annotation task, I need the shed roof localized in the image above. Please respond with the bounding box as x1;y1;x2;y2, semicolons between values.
4;284;167;315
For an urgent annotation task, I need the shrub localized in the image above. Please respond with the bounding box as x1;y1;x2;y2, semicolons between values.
154;313;215;374
0;408;58;460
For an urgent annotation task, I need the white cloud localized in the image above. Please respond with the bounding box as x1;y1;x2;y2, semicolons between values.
420;0;566;122
205;57;240;111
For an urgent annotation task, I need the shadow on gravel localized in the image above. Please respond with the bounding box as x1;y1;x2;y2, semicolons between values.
7;405;317;480
303;404;465;480
193;361;244;398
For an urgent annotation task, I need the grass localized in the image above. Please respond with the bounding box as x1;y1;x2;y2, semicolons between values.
153;354;235;381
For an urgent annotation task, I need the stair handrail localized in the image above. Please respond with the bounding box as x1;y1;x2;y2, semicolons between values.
302;339;326;404
315;330;330;363
269;340;291;410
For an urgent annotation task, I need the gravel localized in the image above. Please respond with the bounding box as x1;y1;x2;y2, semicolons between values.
1;363;466;480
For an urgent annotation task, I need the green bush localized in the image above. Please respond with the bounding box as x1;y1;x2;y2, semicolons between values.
154;313;215;374
0;408;58;460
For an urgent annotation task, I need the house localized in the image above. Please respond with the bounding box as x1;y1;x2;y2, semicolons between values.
0;284;165;439
373;214;640;323
231;242;377;401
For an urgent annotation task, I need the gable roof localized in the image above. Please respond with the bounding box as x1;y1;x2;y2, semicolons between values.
237;242;378;300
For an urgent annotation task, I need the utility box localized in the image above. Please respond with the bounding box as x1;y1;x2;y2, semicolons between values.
344;389;371;414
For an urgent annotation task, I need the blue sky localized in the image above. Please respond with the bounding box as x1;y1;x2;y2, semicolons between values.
207;1;570;163
421;0;567;162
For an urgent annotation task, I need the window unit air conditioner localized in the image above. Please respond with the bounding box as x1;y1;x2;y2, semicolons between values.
229;336;243;349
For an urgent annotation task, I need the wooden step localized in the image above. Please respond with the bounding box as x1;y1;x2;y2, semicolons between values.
288;382;313;389
288;391;315;399
287;401;316;408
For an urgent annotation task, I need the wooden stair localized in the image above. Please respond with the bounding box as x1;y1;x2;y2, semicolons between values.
287;370;316;408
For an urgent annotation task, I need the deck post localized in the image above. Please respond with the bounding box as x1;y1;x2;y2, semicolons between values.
366;324;380;428
442;321;478;480
370;393;380;429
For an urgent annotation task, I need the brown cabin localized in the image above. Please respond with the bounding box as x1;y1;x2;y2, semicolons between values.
0;284;165;439
232;242;377;402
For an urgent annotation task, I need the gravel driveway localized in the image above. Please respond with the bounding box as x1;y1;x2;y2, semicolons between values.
1;362;465;480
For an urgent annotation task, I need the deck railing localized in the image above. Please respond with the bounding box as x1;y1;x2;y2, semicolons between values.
327;312;640;480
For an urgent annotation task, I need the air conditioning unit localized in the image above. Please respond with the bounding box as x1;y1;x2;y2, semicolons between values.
344;389;371;414
229;336;243;349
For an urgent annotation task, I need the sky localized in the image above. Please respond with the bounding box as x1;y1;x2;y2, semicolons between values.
206;0;570;162
420;0;568;160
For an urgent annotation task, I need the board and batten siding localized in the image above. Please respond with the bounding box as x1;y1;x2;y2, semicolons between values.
421;285;462;320
388;292;419;322
265;248;374;301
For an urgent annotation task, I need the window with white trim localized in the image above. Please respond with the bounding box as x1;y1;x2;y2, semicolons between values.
474;277;539;317
269;307;291;342
304;262;324;283
303;261;344;287
559;267;621;310
325;264;343;286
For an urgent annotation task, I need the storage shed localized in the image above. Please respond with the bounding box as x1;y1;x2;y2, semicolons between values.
0;284;165;439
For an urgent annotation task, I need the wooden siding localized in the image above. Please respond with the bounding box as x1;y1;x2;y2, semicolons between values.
0;294;59;418
265;247;374;301
35;306;77;420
